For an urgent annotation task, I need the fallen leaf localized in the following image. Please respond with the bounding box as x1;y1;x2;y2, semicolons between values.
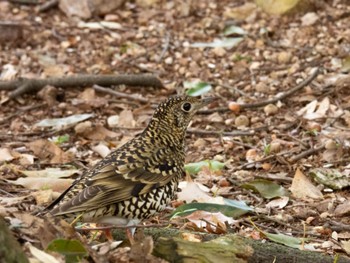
35;114;94;130
256;0;300;15
290;169;323;200
27;243;61;263
241;179;289;199
27;139;73;164
341;240;350;255
334;200;350;216
266;196;289;209
8;177;73;191
19;168;79;178
118;110;135;128
0;148;14;162
184;81;212;96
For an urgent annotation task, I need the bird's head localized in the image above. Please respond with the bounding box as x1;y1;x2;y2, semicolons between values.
149;95;214;136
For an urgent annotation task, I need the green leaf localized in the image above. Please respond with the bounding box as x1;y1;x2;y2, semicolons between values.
185;160;225;175
50;134;70;145
184;81;212;97
263;232;303;249
241;179;288;199
190;38;243;49
223;198;254;211
223;25;247;36
170;202;252;219
46;239;87;263
263;144;271;156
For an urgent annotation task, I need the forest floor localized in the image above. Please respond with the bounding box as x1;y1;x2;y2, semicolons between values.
1;0;350;262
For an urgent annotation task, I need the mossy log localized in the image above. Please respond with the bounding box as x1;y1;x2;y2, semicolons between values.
113;227;350;263
0;216;29;263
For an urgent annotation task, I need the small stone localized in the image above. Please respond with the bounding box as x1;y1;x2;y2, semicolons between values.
301;12;319;26
228;102;241;113
255;82;269;93
277;51;292;64
164;57;173;64
270;142;281;153
324;139;337;150
75;121;92;134
212;47;226;57
107;115;120;127
235;115;249;127
264;104;278;115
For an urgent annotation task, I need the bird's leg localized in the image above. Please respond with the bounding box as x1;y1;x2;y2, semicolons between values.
104;227;114;241
125;219;139;244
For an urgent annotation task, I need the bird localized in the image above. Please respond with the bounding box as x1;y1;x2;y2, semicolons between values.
43;95;214;233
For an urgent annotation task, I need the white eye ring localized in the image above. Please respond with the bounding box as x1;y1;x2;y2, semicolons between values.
182;102;192;112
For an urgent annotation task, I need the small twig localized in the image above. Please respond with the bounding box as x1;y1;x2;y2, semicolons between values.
0;188;15;197
237;150;294;169
327;220;350;232
200;68;320;113
209;81;248;97
9;0;38;4
93;85;151;103
158;32;171;62
0;74;163;99
37;0;58;12
289;144;325;163
187;128;255;137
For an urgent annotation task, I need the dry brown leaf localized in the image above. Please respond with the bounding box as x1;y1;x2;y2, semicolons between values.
334;200;350;216
8;177;73;192
0;148;14;162
118;109;136;128
290;168;323;200
266;196;289;209
185;211;234;233
32;189;54;205
27;139;73;164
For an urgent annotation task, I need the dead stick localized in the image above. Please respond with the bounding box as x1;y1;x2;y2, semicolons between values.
0;74;163;99
289;144;325;163
200;67;320;113
37;0;58;12
93;84;150;103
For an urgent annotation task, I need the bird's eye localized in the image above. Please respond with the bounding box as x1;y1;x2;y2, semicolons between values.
182;102;192;112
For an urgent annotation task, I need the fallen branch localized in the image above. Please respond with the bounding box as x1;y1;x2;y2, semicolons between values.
93;84;150;103
289;144;325;163
37;0;58;12
187;128;255;137
200;67;320;113
0;74;163;99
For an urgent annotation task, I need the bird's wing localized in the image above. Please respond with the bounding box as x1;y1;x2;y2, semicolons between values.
50;147;183;216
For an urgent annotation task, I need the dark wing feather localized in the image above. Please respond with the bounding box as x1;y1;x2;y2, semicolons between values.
50;146;182;216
